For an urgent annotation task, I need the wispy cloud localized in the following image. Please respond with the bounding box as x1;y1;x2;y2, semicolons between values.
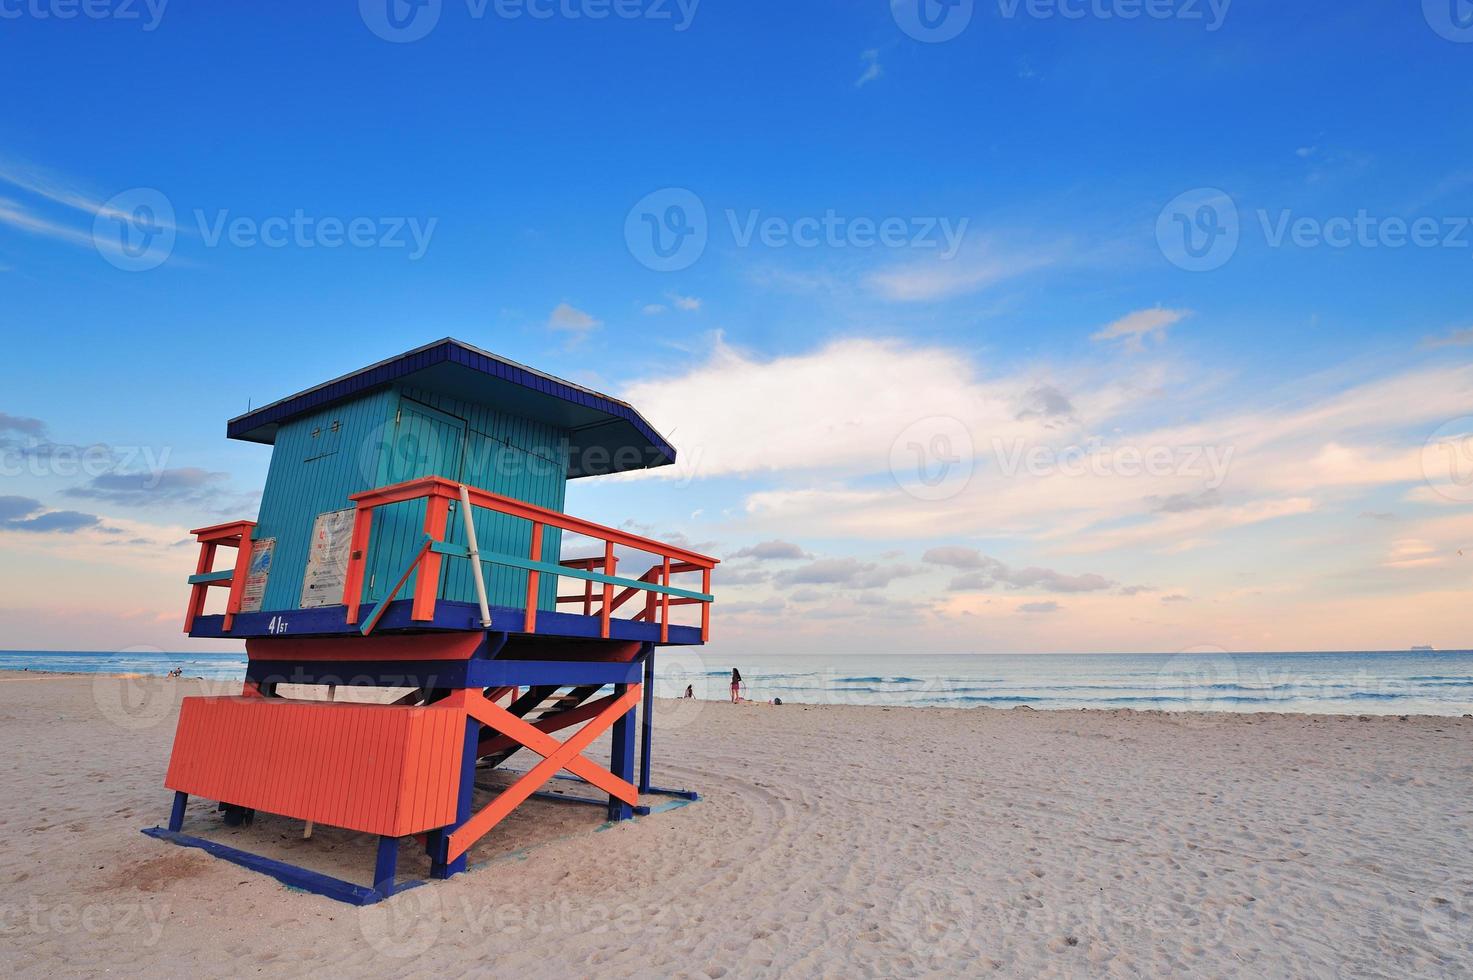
728;539;812;561
866;239;1055;302
0;155;157;224
855;49;882;89
922;546;1121;593
547;302;601;338
0;156;177;255
64;467;231;508
0;495;106;534
1423;325;1473;349
774;557;919;590
644;291;701;315
1146;488;1222;513
1091;307;1189;351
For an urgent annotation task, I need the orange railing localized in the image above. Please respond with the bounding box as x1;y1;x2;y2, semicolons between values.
341;476;717;641
183;520;258;634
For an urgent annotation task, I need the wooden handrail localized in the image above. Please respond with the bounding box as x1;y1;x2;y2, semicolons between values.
350;476;719;568
340;476;716;640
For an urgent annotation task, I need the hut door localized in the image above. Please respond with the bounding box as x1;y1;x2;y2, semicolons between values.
367;400;466;605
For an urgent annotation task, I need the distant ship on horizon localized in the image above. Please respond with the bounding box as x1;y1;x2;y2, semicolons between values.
1411;645;1435;652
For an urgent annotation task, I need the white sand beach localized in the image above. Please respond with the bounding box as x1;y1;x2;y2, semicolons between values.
0;673;1469;977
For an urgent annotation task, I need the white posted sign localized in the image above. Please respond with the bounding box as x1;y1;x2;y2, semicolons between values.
300;508;357;608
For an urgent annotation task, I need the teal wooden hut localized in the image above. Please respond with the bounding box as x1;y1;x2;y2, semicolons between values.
156;338;717;904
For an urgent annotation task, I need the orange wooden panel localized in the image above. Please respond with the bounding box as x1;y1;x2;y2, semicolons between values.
164;697;466;836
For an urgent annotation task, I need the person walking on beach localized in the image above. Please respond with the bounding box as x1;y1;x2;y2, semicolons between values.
730;667;742;703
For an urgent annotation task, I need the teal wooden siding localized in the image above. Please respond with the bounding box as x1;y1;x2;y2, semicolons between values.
365;399;467;605
252;389;396;612
397;385;567;611
251;384;569;615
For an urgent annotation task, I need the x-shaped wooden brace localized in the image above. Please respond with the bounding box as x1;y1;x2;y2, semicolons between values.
444;684;642;863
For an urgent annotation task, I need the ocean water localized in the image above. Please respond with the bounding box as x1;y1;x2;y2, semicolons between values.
0;650;248;681
3;649;1473;716
664;650;1473;717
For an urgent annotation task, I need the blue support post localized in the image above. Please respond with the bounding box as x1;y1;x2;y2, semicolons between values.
373;835;399;897
431;714;481;879
639;646;655;793
608;683;636;822
168;791;188;832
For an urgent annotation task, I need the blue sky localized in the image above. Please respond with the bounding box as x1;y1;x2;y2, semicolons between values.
2;1;1472;653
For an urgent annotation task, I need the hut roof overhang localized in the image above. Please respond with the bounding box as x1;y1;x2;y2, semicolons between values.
226;338;676;478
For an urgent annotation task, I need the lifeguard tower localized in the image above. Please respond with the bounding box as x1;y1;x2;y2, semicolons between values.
147;339;717;904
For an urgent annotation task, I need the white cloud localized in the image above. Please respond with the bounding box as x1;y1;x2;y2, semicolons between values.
642;303;667;315
1091;307;1189;351
547;302;601;335
855;49;882;89
621;337;1473;579
623;336;1029;482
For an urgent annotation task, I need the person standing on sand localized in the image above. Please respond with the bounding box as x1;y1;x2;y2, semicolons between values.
730;668;742;703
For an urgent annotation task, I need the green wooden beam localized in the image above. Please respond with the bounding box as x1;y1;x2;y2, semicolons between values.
428;540;711;603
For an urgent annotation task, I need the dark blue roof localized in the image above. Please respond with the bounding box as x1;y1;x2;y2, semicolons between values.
226;338;676;478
